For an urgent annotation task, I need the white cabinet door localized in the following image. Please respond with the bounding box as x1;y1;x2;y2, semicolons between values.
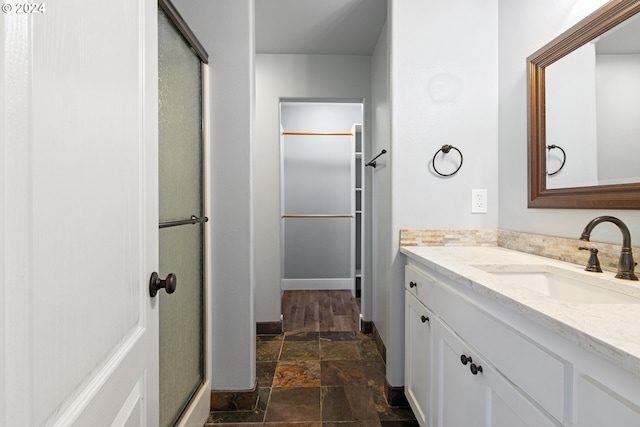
433;318;484;427
1;0;159;425
481;356;558;427
576;374;640;427
405;292;433;426
432;319;557;427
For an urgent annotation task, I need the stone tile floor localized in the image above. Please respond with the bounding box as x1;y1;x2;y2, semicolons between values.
204;331;419;426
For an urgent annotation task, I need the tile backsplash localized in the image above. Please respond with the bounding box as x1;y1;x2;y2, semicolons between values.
400;228;640;275
400;228;497;247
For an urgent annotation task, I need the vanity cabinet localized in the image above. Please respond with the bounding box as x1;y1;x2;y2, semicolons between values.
403;253;640;427
404;265;559;427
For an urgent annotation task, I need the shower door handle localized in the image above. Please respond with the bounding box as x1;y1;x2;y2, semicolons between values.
149;272;177;297
159;215;208;229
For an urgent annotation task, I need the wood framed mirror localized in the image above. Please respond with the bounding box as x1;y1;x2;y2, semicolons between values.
528;0;640;209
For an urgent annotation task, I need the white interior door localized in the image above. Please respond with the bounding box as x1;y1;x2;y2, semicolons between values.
1;0;159;425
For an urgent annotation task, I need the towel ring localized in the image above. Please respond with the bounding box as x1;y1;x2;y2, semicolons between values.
546;144;566;176
432;145;463;177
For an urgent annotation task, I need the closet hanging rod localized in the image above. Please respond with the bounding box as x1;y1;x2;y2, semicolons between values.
282;214;354;218
282;131;353;136
366;149;387;168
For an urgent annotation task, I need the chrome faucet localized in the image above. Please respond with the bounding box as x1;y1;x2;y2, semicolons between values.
579;216;638;281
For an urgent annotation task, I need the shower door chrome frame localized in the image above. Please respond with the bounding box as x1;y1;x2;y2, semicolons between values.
157;1;211;425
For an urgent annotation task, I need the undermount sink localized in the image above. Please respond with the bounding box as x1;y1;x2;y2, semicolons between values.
471;264;640;304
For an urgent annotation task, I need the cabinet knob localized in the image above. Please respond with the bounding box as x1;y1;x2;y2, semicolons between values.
470;363;483;375
460;354;472;365
421;315;429;323
409;281;417;288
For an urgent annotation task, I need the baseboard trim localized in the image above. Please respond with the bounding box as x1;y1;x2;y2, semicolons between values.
210;380;259;412
371;321;407;406
371;321;386;364
385;378;409;407
360;319;372;334
256;321;282;335
281;278;353;291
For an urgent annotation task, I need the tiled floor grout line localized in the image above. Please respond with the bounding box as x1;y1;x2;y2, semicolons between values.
317;336;323;424
262;336;284;423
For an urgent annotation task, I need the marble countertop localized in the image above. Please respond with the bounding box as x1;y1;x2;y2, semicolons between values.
400;245;640;377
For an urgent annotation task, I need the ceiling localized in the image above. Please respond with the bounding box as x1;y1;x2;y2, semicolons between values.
254;0;387;55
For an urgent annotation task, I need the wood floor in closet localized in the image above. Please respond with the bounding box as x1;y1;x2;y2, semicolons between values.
281;290;361;333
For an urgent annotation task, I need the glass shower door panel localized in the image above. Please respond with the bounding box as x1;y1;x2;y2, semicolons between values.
158;225;203;426
158;8;204;427
159;9;203;223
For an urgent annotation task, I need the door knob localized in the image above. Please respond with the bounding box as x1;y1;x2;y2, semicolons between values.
149;272;177;297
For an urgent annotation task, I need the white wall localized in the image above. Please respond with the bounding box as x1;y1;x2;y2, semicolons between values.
171;0;256;391
281;103;363;132
371;18;392;383
387;0;499;386
498;0;640;245
254;54;372;323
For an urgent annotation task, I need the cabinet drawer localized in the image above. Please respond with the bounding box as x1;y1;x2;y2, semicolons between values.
405;265;435;305
432;281;571;423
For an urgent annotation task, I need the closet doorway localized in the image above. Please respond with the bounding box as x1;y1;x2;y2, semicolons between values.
280;100;367;332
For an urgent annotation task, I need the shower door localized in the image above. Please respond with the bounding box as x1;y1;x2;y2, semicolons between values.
158;4;208;426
